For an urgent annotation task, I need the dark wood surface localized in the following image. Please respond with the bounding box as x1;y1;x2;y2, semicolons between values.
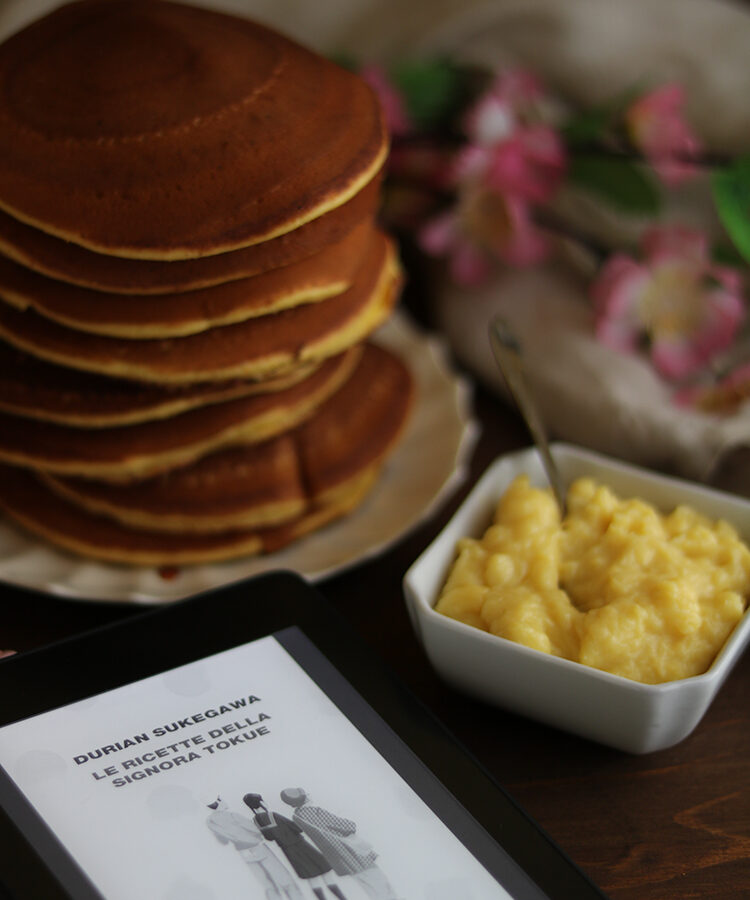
2;342;749;900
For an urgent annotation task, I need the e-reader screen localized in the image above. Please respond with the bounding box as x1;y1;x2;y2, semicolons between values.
0;573;606;900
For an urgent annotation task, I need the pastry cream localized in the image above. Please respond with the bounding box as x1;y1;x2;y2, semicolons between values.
435;475;750;683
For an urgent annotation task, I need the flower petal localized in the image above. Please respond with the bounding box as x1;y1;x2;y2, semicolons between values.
650;336;704;379
453;144;492;184
464;93;515;145
693;286;745;356
641;226;707;266
360;64;412;137
590;255;649;318
650;289;743;378
590;254;651;354
494;196;549;265
418;211;459;255
674;362;750;412
491;68;543;108
477;127;565;203
626;83;701;186
451;242;493;285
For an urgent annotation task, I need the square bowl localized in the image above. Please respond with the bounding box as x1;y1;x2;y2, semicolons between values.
403;443;750;754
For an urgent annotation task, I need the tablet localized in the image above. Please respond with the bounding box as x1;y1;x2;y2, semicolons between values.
0;571;607;900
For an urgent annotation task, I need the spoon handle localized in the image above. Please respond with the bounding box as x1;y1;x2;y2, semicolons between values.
488;316;567;516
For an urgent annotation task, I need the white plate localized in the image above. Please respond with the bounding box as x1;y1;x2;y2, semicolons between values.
0;313;478;604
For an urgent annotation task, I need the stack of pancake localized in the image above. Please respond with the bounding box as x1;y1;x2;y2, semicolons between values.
0;0;413;566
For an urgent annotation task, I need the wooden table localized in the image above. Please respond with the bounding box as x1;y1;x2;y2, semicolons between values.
2;347;749;900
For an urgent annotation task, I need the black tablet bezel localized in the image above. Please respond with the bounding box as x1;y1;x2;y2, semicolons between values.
0;570;608;900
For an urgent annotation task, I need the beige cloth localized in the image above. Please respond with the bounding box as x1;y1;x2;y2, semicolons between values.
434;263;750;482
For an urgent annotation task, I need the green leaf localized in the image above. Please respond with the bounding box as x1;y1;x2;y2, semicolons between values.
391;59;475;131
712;156;750;265
561;83;646;147
568;153;661;215
711;241;746;269
561;110;611;146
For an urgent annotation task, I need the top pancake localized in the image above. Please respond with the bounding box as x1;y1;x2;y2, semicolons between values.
0;0;388;259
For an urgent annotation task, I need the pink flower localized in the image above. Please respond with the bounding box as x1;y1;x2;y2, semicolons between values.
456;69;566;204
360;64;412;137
674;362;750;414
418;186;549;284
625;84;702;185
417;67;563;284
463;69;544;142
454;127;566;204
591;226;745;379
419;210;493;285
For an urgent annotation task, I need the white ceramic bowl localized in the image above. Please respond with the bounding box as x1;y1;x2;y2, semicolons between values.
403;444;750;754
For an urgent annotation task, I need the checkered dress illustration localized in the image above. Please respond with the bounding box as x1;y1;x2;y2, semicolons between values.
292;805;378;876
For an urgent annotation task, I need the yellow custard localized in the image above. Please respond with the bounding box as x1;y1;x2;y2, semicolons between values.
435;475;750;683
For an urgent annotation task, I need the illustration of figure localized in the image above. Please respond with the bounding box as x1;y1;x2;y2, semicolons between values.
243;792;347;900
280;788;400;900
206;797;303;899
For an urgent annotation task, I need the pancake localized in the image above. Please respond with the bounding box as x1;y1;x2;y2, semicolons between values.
0;221;373;338
0;348;360;481
0;0;388;259
0;463;379;566
0;341;320;427
0;177;381;295
39;343;412;533
0;232;400;384
44;437;312;533
0;344;414;565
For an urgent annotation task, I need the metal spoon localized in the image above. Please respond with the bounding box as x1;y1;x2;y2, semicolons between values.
488;315;567;517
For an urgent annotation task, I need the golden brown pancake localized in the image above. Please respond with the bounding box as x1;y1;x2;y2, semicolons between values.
0;232;400;384
0;221;373;338
0;178;381;294
0;0;387;259
44;437;312;533
0;348;360;481
0;341;320;427
0;463;379;566
39;343;412;533
0;344;414;564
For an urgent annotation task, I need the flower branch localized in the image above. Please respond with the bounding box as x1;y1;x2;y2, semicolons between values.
351;56;750;414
